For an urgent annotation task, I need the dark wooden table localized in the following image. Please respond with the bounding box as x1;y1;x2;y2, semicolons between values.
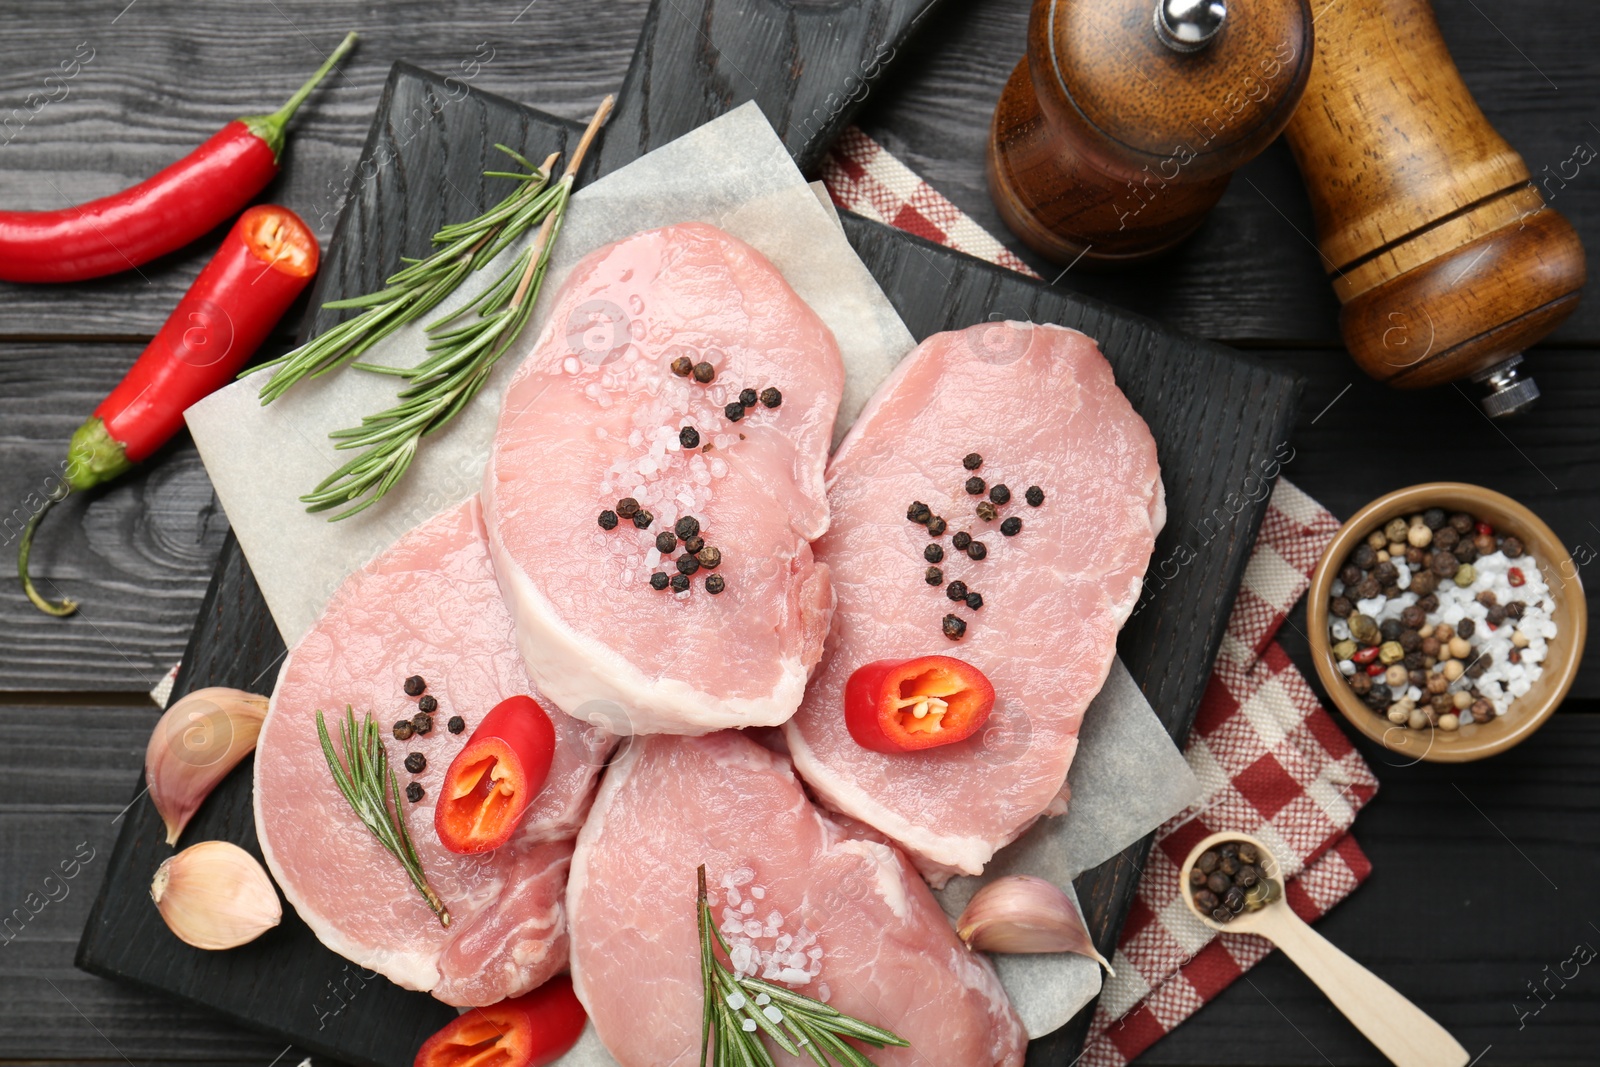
1;2;1594;1065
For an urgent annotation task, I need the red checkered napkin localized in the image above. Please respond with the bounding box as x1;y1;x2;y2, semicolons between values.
821;130;1380;1064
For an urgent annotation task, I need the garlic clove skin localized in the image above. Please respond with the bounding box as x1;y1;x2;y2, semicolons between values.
146;687;268;846
151;840;282;950
956;874;1115;975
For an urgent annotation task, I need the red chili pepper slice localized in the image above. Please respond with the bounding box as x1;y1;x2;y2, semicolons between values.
1508;567;1526;587
845;656;996;753
435;695;556;854
18;204;319;617
1365;662;1387;677
1350;645;1380;665
414;976;586;1067
0;33;352;284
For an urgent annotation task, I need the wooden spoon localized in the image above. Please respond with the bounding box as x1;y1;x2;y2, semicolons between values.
1181;831;1468;1067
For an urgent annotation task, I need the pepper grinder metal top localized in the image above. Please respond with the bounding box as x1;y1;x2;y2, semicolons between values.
988;0;1312;268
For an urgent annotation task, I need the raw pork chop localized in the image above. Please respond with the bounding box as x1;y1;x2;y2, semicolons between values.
256;497;605;1005
568;732;1026;1066
484;223;843;736
785;322;1164;880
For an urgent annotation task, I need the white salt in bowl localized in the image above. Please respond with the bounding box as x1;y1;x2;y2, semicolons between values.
1308;483;1587;763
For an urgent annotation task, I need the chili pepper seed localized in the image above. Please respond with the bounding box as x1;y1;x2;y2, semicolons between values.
943;614;967;640
412;712;434;735
676;516;700;540
405;782;425;803
403;675;427;697
1026;486;1044;507
706;574;726;595
392;720;415;741
989;484;1011;505
925;566;944;586
1001;516;1022;536
925;544;944;563
967;541;988;561
963;453;983;470
679;425;700;449
656;531;678;553
965;476;985;495
616;497;640;518
739;388;758;407
965;592;983;610
759;387;782;408
632;509;654;530
670;356;694;377
927;516;948;536
725;402;746;422
447;716;465;734
670;573;690;593
418;695;438;714
650;572;670;590
692;361;716;383
946;580;969;601
598;509;619;530
952;531;972;551
404;753;426;774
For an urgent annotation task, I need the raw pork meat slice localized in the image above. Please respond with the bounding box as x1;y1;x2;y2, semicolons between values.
568;732;1026;1066
485;223;843;736
256;497;605;1005
785;322;1164;880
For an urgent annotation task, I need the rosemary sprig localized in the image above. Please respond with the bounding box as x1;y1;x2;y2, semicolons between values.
696;866;907;1067
317;706;450;926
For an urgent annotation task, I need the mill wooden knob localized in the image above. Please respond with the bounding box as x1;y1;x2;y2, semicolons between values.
1284;0;1586;414
988;0;1314;267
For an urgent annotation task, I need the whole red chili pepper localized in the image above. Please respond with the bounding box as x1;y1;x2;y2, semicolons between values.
0;32;352;284
18;204;320;616
845;655;996;753
436;695;557;854
414;976;586;1067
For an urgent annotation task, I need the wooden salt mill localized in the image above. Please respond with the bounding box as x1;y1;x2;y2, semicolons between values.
989;0;1314;267
1284;0;1586;416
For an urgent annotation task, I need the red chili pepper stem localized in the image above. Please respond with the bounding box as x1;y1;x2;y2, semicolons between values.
241;31;358;160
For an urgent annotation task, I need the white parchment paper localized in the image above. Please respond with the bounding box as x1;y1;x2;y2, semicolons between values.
185;103;1199;1057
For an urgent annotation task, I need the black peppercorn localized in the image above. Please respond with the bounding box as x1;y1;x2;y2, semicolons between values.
692;361;716;383
964;476;985;495
1189;867;1208;887
1237;843;1259;865
989;484;1011;505
679;425;700;449
1206;872;1231;896
412;712;434;735
404;752;426;774
632;509;654;530
1197;850;1219;873
706;574;726;595
965;592;983;610
1403;651;1424;670
1000;516;1022;536
1455;541;1478;564
1506;600;1526;619
656;531;678;553
1224;886;1247;912
393;720;415;741
1218;853;1240;877
1418;593;1440;613
1379;619;1403;643
1408;668;1428;688
1363;687;1389;712
677;555;701;576
1025;485;1044;507
926;516;947;537
724;402;745;422
670;573;690;593
925;544;944;564
616;497;640;518
946;580;969;601
1434;526;1459;551
447;716;465;734
963;452;983;470
418;694;438;714
942;614;966;640
759;387;782;408
926;566;944;586
1373;561;1398;585
1422;507;1447;530
1400;605;1426;629
967;541;987;561
650;571;670;590
1330;596;1354;618
1212;906;1234;924
405;782;425;803
1501;535;1525;558
739;388;758;407
684;534;705;555
1351;544;1377;570
1449;512;1474;535
1349;672;1372;695
1194;889;1219;912
697;546;721;570
976;500;998;522
675;515;701;540
1356;576;1380;599
1457;618;1476;639
907;501;932;524
670;355;694;377
1486;605;1507;625
1339;564;1363;586
404;675;427;697
598;509;619;530
952;531;972;551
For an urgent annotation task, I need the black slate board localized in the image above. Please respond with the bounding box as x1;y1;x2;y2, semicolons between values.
78;34;1300;1067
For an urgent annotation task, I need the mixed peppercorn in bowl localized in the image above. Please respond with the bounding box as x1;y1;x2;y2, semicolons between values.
1308;484;1587;762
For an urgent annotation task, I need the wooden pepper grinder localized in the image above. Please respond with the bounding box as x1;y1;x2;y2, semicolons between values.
989;0;1314;267
1284;0;1586;416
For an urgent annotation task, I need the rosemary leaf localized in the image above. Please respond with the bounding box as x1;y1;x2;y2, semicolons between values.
695;866;909;1067
316;706;450;925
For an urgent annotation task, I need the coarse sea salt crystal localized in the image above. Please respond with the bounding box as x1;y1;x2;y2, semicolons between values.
744;920;763;938
726;887;741;906
750;885;765;900
740;900;755;915
731;867;755;886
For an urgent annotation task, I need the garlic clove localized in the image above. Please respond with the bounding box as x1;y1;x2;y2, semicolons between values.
151;840;282;950
956;874;1115;975
146;687;268;846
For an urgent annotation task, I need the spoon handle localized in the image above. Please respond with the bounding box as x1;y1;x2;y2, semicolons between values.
1263;907;1468;1067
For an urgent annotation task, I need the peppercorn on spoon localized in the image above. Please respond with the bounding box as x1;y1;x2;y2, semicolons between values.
1180;832;1468;1067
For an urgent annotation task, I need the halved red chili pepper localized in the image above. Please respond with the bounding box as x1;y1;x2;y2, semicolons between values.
18;204;319;616
435;695;556;854
1350;645;1380;665
845;655;996;753
0;32;352;284
414;975;586;1067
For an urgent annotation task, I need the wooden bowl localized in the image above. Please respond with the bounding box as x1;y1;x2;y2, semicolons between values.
1308;483;1587;762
